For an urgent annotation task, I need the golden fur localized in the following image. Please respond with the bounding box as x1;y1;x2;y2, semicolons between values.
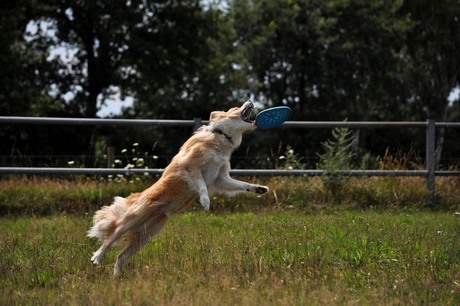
88;101;269;277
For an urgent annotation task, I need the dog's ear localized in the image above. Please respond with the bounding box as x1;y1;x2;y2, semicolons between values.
209;111;222;122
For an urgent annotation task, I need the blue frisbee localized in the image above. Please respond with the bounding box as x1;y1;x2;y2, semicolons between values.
255;106;292;129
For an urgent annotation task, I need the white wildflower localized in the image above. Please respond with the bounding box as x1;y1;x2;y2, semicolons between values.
121;149;127;153
67;161;75;165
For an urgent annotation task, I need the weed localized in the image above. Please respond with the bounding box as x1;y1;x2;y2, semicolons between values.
108;142;158;183
317;125;355;197
277;145;306;170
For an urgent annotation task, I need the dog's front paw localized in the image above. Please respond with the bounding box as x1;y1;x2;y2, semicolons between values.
254;185;269;194
91;250;103;265
200;195;210;211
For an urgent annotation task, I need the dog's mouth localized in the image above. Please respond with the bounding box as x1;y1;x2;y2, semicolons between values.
240;101;255;123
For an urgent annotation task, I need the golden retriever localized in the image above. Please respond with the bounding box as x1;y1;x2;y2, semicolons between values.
88;101;269;277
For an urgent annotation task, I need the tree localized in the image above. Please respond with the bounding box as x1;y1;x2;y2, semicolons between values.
400;0;460;166
231;0;335;118
2;0;459;168
232;0;411;118
231;0;415;160
323;0;412;121
129;0;250;121
0;0;57;116
119;1;253;156
25;0;148;118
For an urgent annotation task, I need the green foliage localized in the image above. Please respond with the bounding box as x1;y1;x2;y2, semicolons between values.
0;212;459;304
278;145;306;170
1;0;460;168
232;0;413;120
266;144;306;170
400;0;460;120
316;126;355;196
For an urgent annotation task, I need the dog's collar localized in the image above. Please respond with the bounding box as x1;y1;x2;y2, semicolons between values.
212;128;233;145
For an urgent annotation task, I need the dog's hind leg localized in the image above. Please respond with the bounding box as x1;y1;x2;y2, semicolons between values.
91;213;149;265
113;215;168;277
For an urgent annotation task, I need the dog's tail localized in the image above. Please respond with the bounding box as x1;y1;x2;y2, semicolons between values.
87;196;129;243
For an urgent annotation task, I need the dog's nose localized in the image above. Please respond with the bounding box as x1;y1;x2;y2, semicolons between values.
242;100;254;109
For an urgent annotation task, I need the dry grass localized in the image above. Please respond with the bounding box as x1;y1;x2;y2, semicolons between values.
1;174;459;215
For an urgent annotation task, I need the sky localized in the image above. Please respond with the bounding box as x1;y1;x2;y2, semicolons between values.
96;88;134;117
448;87;460;106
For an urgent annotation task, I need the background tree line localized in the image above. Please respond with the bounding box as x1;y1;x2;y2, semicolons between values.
0;0;459;169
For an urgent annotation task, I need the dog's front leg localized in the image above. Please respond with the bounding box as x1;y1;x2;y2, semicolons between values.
215;165;269;195
216;176;269;195
188;168;210;211
199;188;210;211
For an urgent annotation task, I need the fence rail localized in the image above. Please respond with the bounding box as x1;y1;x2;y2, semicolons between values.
1;116;460;201
2;116;460;128
0;167;459;177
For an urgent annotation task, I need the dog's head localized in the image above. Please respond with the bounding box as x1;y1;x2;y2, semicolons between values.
208;101;256;147
209;100;256;132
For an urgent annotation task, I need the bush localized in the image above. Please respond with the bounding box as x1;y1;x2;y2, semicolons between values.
316;126;355;197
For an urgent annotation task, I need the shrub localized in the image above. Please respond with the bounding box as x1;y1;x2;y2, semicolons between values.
316;126;355;197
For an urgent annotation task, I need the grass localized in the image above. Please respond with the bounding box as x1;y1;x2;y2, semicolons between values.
0;176;148;215
0;176;459;304
1;175;460;215
1;211;459;305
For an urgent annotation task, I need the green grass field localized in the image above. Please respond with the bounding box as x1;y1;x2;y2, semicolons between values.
1;211;459;305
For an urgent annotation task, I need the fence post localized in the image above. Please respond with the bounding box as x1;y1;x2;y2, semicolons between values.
426;119;436;203
107;146;115;168
193;117;202;131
